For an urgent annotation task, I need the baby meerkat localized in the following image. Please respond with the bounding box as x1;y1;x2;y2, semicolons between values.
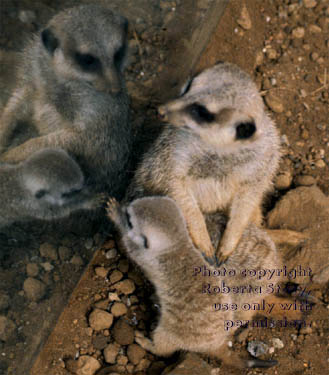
0;148;104;228
107;196;300;369
0;5;131;196
126;62;280;264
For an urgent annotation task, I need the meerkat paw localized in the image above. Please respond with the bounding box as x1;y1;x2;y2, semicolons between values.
89;193;108;209
135;331;154;351
106;197;120;219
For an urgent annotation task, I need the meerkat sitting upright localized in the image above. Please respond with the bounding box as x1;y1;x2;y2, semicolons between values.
0;5;131;197
126;62;280;264
107;196;302;369
0;148;104;228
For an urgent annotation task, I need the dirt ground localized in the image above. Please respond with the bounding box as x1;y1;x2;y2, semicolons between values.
0;0;328;375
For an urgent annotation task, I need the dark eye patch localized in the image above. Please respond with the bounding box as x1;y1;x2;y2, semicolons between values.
236;121;256;140
186;103;215;124
114;45;126;69
126;211;133;229
75;52;101;72
142;235;149;249
35;189;47;199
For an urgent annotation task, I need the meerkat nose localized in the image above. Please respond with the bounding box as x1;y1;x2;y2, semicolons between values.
158;105;168;121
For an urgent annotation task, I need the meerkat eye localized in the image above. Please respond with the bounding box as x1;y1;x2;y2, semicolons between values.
125;211;133;229
142;235;149;249
235;121;256;140
114;45;126;69
187;103;215;124
35;189;47;199
75;52;101;72
179;78;193;96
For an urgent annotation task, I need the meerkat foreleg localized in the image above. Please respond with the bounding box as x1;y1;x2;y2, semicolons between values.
0;87;33;153
0;129;76;163
217;193;262;264
135;329;178;357
171;186;216;263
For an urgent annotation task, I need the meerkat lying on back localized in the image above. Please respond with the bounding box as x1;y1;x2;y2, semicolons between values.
107;197;303;369
0;5;131;196
126;62;280;264
0;149;103;228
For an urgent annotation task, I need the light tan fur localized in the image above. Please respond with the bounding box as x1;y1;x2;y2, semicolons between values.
126;62;280;264
107;197;298;369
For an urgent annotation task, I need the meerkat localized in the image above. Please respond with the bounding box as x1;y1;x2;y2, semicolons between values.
126;62;280;264
0;148;104;228
0;5;131;197
107;196;303;369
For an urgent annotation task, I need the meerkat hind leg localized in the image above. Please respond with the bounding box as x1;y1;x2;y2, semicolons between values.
135;330;179;357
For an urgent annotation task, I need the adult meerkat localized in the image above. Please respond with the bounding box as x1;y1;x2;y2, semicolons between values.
126;62;280;264
0;149;104;228
107;197;301;369
0;5;131;196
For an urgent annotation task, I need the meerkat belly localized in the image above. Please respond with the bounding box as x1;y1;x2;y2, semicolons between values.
188;177;237;213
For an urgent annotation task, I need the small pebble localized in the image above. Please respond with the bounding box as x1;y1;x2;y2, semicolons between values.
88;309;113;331
127;343;146;365
264;93;284;113
111;302;128;317
39;243;58;261
26;263;39;277
271;338;284;349
23;277;46;301
247;341;269;357
115;279;136;295
103;343;120;364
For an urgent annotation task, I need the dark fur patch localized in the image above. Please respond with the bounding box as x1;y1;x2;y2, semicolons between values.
236;122;256;140
41;28;59;54
186;103;215;124
188;151;254;179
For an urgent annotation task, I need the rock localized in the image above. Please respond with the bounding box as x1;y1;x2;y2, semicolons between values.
315;159;326;168
127;344;146;364
112;319;135;345
108;293;120;302
300;326;312;335
115;279;135;295
70;255;84;267
135;358;151;371
303;0;317;9
264;92;284;113
266;48;277;60
294;175;316;186
26;263;39;277
118;259;129;273
247;341;269;357
88;309;113;331
39;243;58;261
275;171;292;190
0;316;16;341
292;27;305;39
105;249;117;259
66;356;101;375
0;293;9;311
237;5;252;30
40;262;54;272
117;355;128;365
111;302;128;317
103;343;120;364
271;338;284;349
23;277;46;301
110;270;123;284
85;238;93;250
58;246;73;261
309;24;322;33
92;334;108;350
95;267;108;278
163;353;213;375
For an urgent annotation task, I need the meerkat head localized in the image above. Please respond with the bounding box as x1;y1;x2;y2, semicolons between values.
158;62;271;149
20;149;85;215
40;5;128;94
117;197;190;263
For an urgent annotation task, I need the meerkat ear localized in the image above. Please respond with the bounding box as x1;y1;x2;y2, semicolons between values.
41;28;59;55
